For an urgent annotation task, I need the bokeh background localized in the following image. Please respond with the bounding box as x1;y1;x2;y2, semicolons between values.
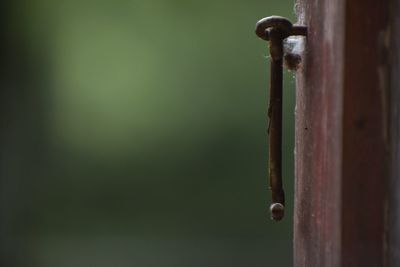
1;0;297;266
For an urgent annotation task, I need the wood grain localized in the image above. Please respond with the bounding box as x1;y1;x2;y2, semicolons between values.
294;0;394;266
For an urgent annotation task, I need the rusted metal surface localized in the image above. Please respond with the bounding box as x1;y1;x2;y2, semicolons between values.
294;0;393;266
255;18;286;221
255;17;307;221
267;31;285;221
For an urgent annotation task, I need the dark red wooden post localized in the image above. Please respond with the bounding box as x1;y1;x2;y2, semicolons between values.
294;0;400;266
388;0;400;265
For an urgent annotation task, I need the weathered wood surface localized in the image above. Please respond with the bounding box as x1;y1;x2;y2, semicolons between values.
294;0;395;266
293;0;344;266
341;1;390;266
388;0;400;265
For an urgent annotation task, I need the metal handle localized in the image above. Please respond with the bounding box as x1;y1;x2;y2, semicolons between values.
255;16;307;221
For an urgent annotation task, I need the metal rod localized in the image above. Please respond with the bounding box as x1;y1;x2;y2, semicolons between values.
255;16;307;221
268;28;285;221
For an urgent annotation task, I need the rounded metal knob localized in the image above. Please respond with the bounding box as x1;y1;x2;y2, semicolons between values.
270;202;285;221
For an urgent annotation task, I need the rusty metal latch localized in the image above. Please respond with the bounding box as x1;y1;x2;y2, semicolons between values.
255;16;307;221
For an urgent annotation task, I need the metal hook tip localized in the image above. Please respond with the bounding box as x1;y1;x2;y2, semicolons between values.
270;203;285;221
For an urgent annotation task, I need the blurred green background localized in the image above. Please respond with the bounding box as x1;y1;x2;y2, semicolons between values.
1;0;297;266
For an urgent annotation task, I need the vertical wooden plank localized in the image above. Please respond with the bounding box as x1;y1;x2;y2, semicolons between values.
388;0;400;265
294;0;393;266
294;1;345;266
341;1;390;266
